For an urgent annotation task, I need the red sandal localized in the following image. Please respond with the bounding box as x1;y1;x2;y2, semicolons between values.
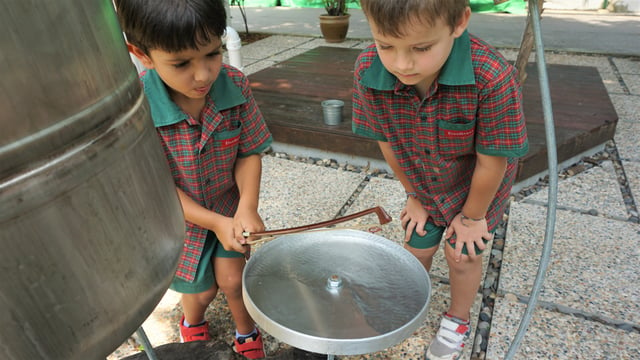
179;316;211;342
233;329;266;359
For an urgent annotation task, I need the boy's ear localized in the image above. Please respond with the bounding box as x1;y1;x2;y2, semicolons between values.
453;6;472;38
127;43;154;69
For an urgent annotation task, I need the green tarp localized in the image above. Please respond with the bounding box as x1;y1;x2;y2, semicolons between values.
236;0;527;14
470;0;527;14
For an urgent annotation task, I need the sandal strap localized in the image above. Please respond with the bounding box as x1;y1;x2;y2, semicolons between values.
182;325;208;338
179;316;211;342
233;331;265;358
236;340;263;354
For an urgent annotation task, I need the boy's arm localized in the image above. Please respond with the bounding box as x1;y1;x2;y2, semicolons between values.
461;153;507;220
378;141;428;241
233;154;265;240
446;153;507;262
175;188;246;253
378;141;414;194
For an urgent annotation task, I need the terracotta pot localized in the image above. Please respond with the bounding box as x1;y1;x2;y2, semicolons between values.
319;14;351;43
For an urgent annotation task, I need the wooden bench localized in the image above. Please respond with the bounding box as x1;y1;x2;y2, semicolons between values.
248;46;618;183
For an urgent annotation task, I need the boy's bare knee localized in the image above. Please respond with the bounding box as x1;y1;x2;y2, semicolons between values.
444;247;481;272
405;244;438;270
184;287;217;307
217;275;242;296
406;244;438;259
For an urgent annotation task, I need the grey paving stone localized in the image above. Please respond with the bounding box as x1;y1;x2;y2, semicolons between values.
624;74;640;95
487;297;640;360
240;43;295;60
243;59;279;75
239;36;310;60
523;160;627;219
610;93;639;120
294;37;332;49
611;94;640;162
622;160;640;208
500;202;640;324
613;57;640;75
268;47;314;61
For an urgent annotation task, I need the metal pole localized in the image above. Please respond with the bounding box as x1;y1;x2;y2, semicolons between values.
504;0;558;358
136;327;160;360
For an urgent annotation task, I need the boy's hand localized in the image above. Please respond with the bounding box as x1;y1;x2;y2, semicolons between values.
233;207;265;249
215;216;248;254
401;196;429;243
445;213;493;262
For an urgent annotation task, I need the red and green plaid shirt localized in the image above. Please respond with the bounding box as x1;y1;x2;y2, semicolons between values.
141;65;272;282
352;31;528;231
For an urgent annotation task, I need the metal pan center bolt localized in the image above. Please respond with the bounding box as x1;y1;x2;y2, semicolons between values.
326;274;343;291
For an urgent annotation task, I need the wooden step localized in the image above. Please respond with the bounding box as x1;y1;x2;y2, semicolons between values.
248;46;618;182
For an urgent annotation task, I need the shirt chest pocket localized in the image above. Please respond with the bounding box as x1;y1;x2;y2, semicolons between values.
437;119;476;158
200;126;241;196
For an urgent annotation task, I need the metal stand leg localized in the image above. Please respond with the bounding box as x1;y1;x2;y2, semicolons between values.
504;0;558;359
135;326;159;360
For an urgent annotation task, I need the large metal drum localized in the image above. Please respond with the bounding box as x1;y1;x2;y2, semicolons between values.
243;230;431;355
0;1;185;359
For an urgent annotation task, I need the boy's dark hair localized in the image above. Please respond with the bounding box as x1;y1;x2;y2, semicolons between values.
360;0;469;37
114;0;227;54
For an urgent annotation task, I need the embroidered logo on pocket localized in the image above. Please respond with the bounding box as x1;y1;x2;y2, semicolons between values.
220;134;240;148
444;128;474;138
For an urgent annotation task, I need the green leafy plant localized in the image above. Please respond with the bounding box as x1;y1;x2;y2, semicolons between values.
323;0;352;16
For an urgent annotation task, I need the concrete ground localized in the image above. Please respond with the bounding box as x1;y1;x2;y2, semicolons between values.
109;6;640;360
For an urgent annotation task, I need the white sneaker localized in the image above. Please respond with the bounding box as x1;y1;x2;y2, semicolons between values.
425;313;471;360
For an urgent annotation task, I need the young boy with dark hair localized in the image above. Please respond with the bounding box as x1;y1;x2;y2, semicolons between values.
353;1;528;359
114;0;271;358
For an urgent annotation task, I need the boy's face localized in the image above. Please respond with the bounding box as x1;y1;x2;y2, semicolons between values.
130;36;223;105
369;9;470;97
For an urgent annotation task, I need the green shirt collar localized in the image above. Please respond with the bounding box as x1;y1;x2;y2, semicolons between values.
141;67;247;127
361;30;475;90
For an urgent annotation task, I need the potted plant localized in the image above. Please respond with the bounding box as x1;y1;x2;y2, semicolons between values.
319;0;354;43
